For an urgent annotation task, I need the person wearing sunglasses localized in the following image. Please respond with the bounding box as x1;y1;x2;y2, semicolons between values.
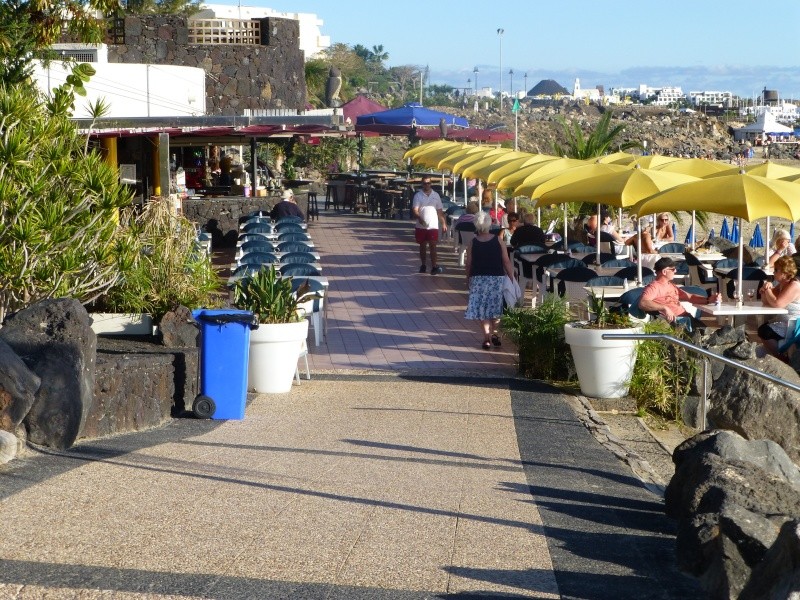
639;257;718;331
653;213;675;244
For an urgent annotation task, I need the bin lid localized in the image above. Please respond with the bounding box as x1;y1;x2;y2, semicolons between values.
192;309;257;327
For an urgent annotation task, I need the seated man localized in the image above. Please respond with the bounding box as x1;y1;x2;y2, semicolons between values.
638;257;719;331
270;188;305;220
510;212;546;248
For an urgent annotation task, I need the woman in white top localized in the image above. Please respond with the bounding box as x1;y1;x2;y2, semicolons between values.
767;228;796;268
757;255;800;357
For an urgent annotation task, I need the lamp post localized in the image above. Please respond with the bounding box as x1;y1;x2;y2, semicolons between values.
467;78;471;97
509;68;514;101
523;72;528;98
473;66;478;96
497;28;504;112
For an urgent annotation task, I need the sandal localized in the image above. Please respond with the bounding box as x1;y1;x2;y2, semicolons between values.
491;334;502;347
482;341;492;350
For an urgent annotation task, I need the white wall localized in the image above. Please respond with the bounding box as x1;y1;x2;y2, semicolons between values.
32;62;206;118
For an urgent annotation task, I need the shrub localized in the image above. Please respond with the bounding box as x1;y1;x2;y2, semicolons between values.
500;296;574;380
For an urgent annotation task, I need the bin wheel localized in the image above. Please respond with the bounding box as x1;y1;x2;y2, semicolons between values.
193;395;216;419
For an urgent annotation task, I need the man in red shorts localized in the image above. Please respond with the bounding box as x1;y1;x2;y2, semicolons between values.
412;177;447;274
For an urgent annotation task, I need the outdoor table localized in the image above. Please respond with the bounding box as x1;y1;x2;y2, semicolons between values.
694;301;787;327
692;252;727;262
583;284;637;300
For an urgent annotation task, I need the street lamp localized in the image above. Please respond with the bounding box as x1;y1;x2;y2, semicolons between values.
497;28;504;112
523;72;528;98
473;66;478;96
509;68;514;101
467;78;471;97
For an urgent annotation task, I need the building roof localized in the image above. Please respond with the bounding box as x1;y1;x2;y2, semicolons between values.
529;79;569;96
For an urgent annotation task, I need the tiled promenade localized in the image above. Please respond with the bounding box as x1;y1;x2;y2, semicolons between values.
0;209;703;599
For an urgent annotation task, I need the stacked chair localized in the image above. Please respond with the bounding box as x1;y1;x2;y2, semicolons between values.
231;209;327;381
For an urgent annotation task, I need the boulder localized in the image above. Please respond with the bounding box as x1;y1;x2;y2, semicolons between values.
159;305;199;348
0;339;41;431
0;298;96;449
740;520;800;600
666;430;800;598
0;429;17;464
708;355;800;464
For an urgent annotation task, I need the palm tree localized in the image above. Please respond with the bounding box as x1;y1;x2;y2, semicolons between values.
370;44;389;67
552;110;640;160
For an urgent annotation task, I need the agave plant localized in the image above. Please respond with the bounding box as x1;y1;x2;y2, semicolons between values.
232;265;317;325
585;290;632;329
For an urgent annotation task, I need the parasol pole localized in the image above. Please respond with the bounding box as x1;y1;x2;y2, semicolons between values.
537;207;541;228
691;211;696;250
637;216;643;284
738;224;745;307
596;203;602;265
564;203;568;254
765;217;771;264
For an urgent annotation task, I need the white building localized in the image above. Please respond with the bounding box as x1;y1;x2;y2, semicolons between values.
638;84;685;106
32;44;206;118
196;4;330;59
740;101;800;124
687;90;734;108
571;78;601;103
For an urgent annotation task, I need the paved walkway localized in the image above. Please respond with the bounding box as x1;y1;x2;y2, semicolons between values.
0;209;703;599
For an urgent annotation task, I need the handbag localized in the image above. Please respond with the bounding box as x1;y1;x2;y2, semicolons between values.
503;275;523;308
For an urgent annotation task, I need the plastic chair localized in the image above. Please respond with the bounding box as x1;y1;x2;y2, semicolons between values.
658;242;686;253
231;263;268;279
618;287;650;323
242;223;273;235
614;266;655;281
535;255;583;302
239;252;278;266
582;252;615;267
240;240;275;254
280;263;322;277
680;285;709;298
277;241;314;253
292;277;326;347
278;232;312;243
280;251;318;265
456;231;476;267
723;267;767;301
274;223;305;234
513;246;548;306
238;233;272;244
714;258;739;275
555;266;599;318
684;251;719;293
587;275;625;287
601;258;635;269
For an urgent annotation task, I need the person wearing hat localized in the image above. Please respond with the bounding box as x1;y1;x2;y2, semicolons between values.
270;188;305;221
639;256;719;331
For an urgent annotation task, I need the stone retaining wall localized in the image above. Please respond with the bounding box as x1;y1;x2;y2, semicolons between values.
183;193;309;248
83;336;199;440
107;15;306;115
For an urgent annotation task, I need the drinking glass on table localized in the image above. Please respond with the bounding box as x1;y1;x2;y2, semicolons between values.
746;288;755;301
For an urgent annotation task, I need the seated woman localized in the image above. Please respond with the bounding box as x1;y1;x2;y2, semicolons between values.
624;228;657;254
758;256;800;357
768;229;796;268
653;212;675;244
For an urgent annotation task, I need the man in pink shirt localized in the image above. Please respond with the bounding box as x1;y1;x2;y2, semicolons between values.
639;257;719;331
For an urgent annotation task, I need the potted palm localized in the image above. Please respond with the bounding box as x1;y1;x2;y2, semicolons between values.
564;291;643;398
232;265;315;393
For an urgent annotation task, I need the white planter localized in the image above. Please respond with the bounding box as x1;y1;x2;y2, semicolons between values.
90;313;154;335
248;320;309;393
564;322;642;399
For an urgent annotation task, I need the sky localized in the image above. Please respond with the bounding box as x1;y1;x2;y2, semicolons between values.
211;0;800;99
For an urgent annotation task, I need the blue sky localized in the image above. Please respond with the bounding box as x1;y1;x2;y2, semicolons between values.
213;1;800;98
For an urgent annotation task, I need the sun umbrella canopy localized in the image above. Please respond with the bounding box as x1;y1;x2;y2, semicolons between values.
610;155;681;169
730;218;740;244
403;140;457;160
460;151;532;180
706;161;800;181
486;154;560;185
720;217;730;240
445;147;509;173
496;158;586;192
595;151;637;164
685;224;694;245
633;173;800;223
749;223;764;247
356;103;469;127
516;163;629;199
653;158;733;178
409;143;473;168
533;166;698;208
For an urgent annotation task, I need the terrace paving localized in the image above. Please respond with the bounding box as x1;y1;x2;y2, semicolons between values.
0;208;703;599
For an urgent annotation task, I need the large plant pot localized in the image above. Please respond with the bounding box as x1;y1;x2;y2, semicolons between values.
248;320;309;394
90;313;154;336
564;322;642;399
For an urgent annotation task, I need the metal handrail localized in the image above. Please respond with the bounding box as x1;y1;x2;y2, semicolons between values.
603;332;800;430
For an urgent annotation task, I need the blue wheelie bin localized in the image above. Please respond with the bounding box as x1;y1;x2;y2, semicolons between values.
192;309;256;419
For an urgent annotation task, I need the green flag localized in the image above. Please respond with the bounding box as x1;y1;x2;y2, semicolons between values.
511;98;521;113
